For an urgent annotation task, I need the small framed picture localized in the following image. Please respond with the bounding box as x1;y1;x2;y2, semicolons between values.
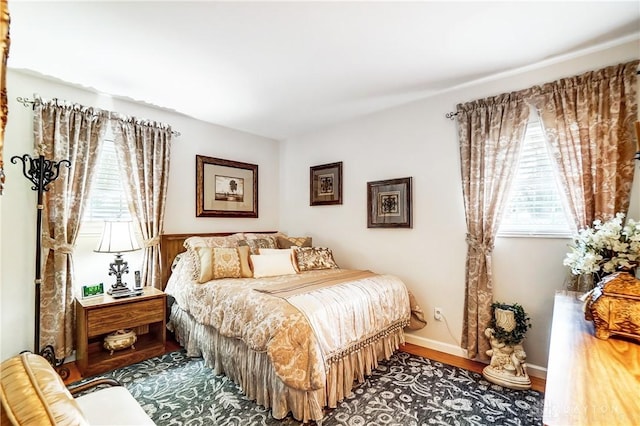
81;283;104;299
367;177;412;228
196;155;258;218
310;161;343;206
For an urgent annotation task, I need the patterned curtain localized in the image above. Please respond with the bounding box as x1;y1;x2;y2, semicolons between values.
530;60;639;231
0;1;10;194
456;92;529;360
529;60;639;292
35;97;107;358
113;119;171;289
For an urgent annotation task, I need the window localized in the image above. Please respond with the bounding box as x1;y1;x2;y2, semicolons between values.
498;113;572;237
81;139;131;234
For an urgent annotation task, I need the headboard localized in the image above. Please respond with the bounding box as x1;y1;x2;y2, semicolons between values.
160;231;277;289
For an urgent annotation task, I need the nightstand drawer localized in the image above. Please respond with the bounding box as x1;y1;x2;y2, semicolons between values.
87;298;164;337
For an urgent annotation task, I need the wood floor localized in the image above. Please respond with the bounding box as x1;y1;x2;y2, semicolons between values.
64;337;545;393
400;342;546;392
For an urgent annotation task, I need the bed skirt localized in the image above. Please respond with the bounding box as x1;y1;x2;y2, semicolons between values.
167;303;406;422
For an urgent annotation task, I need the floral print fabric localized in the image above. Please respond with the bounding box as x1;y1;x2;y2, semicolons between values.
455;59;639;355
456;93;529;361
165;255;410;392
293;246;339;271
113;118;172;290
529;60;639;231
35;97;107;358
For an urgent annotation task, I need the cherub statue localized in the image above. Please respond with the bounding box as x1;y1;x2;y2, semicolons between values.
482;308;532;390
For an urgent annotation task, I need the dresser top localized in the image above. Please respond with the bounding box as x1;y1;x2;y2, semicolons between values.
543;290;640;425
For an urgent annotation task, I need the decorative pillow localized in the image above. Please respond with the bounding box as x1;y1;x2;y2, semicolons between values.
244;232;285;240
259;248;292;255
193;247;241;282
192;247;214;282
183;233;245;250
170;253;184;272
260;248;299;272
239;237;278;255
251;253;297;278
212;247;242;279
172;249;198;284
237;245;253;278
189;248;206;282
276;236;312;249
0;353;89;426
293;247;339;271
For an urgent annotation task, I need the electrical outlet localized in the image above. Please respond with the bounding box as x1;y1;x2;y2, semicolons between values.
434;307;443;321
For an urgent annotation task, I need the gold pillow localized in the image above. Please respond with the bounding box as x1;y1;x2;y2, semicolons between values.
276;236;312;249
237;245;253;278
212;247;242;279
193;247;214;283
293;247;339;271
193;247;242;282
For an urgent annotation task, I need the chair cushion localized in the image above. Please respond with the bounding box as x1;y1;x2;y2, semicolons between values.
0;353;88;426
75;386;155;425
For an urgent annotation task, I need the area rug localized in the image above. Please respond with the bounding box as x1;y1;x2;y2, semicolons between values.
73;350;544;425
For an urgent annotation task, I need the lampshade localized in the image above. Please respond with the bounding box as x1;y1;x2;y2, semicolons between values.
94;221;141;254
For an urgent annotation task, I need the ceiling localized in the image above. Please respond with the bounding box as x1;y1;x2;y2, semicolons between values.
7;1;640;140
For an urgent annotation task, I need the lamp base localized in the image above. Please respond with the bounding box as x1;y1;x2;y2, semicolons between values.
107;284;143;299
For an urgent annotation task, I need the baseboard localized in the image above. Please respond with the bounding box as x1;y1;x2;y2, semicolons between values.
404;334;547;380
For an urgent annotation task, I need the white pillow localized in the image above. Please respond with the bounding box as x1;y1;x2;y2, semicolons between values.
259;248;292;255
259;248;299;272
250;254;297;278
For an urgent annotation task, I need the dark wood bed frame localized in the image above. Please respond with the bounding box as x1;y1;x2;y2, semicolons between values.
159;231;277;289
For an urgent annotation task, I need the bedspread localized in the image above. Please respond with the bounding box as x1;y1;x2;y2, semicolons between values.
165;260;411;392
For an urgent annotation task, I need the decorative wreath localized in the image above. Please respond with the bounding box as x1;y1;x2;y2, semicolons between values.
489;302;532;346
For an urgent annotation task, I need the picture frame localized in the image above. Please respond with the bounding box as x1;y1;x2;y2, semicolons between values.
367;177;413;228
196;155;258;218
310;161;343;206
81;282;104;299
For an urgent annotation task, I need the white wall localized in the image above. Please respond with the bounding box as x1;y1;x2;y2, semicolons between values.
279;40;640;374
2;41;638;372
0;70;279;360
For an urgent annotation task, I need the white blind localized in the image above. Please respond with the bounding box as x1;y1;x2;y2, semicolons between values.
499;114;571;236
83;139;131;222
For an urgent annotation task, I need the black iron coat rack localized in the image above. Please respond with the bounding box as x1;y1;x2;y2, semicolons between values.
11;153;71;378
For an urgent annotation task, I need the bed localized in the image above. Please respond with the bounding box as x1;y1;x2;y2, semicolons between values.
160;231;425;423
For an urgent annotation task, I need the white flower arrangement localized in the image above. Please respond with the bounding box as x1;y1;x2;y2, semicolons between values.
564;213;640;276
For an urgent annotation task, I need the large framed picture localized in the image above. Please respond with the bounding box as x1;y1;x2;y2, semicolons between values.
310;161;343;206
196;155;258;218
367;177;412;228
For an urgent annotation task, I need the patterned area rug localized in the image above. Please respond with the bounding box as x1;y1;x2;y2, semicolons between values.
73;350;544;425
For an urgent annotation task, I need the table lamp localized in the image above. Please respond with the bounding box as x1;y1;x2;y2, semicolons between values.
94;221;142;298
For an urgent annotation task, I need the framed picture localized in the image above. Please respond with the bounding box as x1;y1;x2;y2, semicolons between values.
367;177;412;228
196;155;258;218
310;161;343;206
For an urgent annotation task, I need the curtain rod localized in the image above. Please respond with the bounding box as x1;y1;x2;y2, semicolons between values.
15;96;181;137
445;69;640;120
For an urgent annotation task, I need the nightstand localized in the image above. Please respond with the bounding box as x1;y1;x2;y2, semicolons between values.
75;287;166;376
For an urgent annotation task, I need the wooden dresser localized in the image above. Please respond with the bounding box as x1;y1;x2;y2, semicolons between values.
543;291;640;425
